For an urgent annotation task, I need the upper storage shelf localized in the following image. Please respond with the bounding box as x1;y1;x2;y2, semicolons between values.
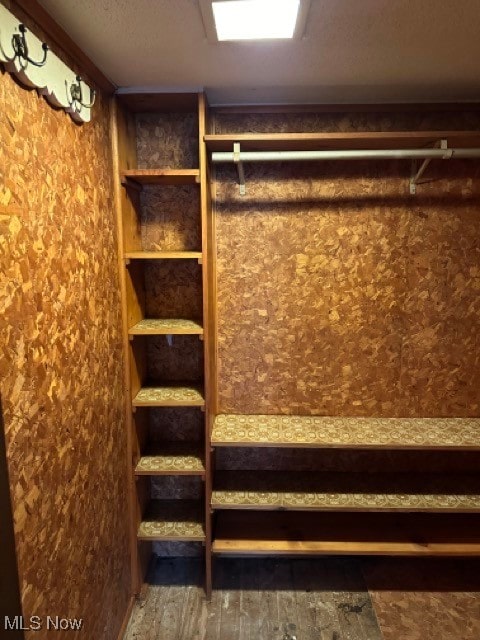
121;169;200;187
204;131;480;152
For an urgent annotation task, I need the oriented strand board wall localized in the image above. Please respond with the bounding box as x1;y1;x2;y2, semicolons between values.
214;112;480;417
0;19;130;640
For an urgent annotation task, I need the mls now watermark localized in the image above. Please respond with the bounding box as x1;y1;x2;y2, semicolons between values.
5;616;83;631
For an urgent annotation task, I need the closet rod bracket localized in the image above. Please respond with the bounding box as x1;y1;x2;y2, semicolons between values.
233;143;246;196
410;139;450;195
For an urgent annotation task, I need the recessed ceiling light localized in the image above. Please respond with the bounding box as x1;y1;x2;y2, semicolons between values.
213;0;300;40
200;0;310;42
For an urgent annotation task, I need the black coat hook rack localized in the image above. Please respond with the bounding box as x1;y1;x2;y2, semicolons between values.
12;24;48;67
70;75;96;109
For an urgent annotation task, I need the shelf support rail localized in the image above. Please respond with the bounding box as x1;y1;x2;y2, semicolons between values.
233;142;246;196
409;139;452;194
212;141;480;195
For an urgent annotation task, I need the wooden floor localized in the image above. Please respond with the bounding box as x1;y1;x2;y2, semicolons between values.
123;557;382;640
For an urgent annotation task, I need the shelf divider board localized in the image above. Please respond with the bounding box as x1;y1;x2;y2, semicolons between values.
135;442;205;476
138;500;206;541
211;471;480;512
133;385;205;407
128;319;203;336
204;131;480;152
124;251;202;261
121;168;200;186
212;415;480;450
212;511;480;556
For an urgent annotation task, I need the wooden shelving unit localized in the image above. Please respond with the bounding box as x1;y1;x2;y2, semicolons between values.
210;414;480;559
112;92;214;596
113;102;480;596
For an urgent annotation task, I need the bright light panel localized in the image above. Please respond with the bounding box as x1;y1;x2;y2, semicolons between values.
212;0;301;41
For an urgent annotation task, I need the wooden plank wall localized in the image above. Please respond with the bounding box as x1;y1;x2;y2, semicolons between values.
213;110;480;418
0;5;131;638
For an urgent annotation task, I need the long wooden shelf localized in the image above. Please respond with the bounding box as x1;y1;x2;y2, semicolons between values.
135;443;205;476
128;319;203;336
138;500;205;541
121;169;200;186
133;385;205;407
212;511;480;556
212;415;480;450
211;471;480;512
124;251;202;261
204;131;480;152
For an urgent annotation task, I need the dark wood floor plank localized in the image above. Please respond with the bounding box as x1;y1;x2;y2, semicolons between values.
123;557;384;640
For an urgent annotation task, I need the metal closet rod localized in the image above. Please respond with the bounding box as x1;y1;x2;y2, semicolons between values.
212;148;480;162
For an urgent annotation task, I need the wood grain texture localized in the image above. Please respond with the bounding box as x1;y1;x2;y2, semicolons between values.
149;407;204;442
0;61;129;640
214;113;480;416
123;557;382;640
213;111;480;135
146;335;204;383
145;261;203;320
140;184;201;251
364;557;480;640
136;112;199;169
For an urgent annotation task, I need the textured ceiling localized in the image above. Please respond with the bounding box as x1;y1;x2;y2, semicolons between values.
38;0;480;104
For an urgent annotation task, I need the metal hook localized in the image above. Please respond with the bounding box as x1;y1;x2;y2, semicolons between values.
70;75;96;109
12;24;48;67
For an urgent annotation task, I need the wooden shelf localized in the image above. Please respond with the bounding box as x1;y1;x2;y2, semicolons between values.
213;511;480;556
138;500;205;541
133;385;205;407
212;415;480;450
204;131;480;152
135;443;205;476
121;169;200;186
212;471;480;512
124;251;202;261
128;319;203;336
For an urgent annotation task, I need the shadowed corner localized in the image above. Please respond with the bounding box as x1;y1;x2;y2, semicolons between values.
0;396;25;639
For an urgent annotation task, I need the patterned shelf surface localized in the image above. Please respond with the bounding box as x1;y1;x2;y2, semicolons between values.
135;442;205;475
133;385;205;407
212;471;480;512
138;500;205;541
212;415;480;450
128;319;203;335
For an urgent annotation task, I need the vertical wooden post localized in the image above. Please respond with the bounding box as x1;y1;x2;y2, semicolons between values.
198;93;217;597
110;98;150;596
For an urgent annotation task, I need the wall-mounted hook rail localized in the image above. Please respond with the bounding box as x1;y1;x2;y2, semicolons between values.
70;75;96;109
12;24;48;67
0;5;94;123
